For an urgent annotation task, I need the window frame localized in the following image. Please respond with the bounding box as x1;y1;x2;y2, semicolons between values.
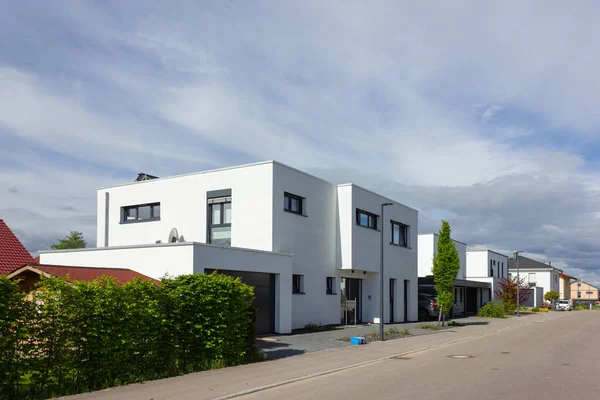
326;277;336;295
356;209;378;230
390;220;409;247
284;192;305;216
293;274;305;294
490;260;494;277
121;202;161;224
208;197;232;246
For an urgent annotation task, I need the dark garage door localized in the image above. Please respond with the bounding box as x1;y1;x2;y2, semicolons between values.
205;269;276;334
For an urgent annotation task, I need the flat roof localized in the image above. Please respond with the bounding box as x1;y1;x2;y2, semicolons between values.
466;249;510;258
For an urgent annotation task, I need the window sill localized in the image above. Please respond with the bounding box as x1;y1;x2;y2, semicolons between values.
326;292;338;295
120;218;161;225
389;243;411;249
293;292;306;295
284;209;308;217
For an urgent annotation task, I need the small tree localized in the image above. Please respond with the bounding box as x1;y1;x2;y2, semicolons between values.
432;221;461;326
50;231;86;249
495;276;531;314
544;291;559;302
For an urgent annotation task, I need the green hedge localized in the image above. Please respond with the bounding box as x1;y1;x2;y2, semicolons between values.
477;302;506;318
0;272;258;399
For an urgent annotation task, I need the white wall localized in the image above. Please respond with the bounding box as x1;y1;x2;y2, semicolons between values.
97;162;274;251
418;234;467;279
337;185;353;271
466;250;509;300
39;243;195;279
508;268;561;299
271;163;339;329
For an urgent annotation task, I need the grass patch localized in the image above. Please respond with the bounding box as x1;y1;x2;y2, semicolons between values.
419;323;438;330
294;322;338;333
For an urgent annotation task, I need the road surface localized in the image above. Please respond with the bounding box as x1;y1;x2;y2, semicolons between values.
242;311;599;400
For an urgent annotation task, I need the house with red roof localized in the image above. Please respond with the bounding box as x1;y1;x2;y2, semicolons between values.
0;219;34;275
7;264;159;295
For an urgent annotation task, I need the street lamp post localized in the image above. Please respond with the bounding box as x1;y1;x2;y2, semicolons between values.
380;202;393;341
514;251;523;315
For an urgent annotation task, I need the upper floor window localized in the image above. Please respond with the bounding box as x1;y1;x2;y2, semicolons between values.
390;221;409;247
293;274;304;294
284;192;304;215
326;277;336;294
356;209;378;230
528;273;536;286
208;195;231;246
489;260;494;277
501;262;504;278
122;202;160;223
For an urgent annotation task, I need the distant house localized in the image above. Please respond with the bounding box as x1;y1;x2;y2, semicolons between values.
559;273;572;301
0;219;33;275
571;281;599;302
508;256;561;299
7;264;159;297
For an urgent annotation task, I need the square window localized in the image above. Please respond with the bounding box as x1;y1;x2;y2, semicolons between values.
357;209;378;229
293;274;304;294
284;192;304;215
390;221;409;246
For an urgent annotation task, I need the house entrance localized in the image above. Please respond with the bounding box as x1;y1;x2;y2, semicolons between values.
341;277;362;324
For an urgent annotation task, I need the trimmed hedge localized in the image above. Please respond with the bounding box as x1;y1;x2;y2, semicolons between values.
0;272;258;399
477;302;506;318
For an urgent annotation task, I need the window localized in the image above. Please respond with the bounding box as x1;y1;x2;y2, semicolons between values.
490;260;494;277
293;274;304;294
586;291;594;295
493;260;496;266
284;192;304;215
356;209;378;230
122;202;160;223
528;273;536;286
390;221;409;247
578;291;581;299
501;262;504;278
208;196;231;246
578;283;581;287
460;288;463;302
326;277;336;294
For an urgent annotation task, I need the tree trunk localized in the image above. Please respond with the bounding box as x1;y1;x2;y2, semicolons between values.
437;305;443;327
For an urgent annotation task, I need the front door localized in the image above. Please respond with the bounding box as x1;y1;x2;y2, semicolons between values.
341;278;362;324
466;287;478;313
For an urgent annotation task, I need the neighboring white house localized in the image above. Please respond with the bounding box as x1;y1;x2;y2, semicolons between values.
40;160;419;333
508;256;561;299
466;249;509;301
417;234;490;315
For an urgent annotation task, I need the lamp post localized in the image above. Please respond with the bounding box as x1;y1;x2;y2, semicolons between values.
513;251;523;315
380;202;393;341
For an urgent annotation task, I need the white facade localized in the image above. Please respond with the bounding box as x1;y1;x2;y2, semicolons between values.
508;256;561;298
466;250;509;300
41;161;419;332
418;234;467;279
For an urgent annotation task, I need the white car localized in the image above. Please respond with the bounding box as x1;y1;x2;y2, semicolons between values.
555;300;572;311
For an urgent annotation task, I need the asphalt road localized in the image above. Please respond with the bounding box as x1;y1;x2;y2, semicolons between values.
241;312;600;400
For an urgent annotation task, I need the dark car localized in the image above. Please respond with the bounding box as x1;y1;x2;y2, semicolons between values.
418;293;456;321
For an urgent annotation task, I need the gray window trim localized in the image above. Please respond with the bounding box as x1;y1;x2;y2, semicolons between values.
121;202;161;224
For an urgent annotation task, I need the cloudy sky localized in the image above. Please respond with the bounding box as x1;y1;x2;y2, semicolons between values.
2;1;600;285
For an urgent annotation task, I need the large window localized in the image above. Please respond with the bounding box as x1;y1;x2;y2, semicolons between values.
122;202;160;223
356;209;378;230
390;221;409;247
208;196;231;246
284;192;304;215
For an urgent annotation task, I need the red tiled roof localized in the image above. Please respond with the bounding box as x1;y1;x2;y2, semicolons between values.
10;264;160;284
0;219;34;275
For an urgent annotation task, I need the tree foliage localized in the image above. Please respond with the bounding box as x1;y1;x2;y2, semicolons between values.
50;231;86;250
544;290;559;301
0;272;258;399
432;221;461;326
495;276;532;314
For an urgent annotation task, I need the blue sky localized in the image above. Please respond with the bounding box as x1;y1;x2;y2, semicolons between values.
2;1;600;285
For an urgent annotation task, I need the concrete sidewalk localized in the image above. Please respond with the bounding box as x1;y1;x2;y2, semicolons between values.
65;312;570;400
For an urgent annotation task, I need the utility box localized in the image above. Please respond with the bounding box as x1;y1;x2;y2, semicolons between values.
350;337;366;345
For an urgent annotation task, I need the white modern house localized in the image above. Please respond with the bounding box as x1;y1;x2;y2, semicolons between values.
508;256;561;299
40;161;419;334
466;249;509;301
417;234;490;315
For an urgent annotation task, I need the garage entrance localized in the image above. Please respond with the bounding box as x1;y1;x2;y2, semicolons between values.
466;287;478;313
205;269;276;334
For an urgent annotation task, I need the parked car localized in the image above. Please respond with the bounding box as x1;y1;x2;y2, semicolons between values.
555;300;572;311
418;293;458;321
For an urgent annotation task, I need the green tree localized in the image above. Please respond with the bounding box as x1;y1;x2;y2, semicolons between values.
50;231;86;249
432;221;461;326
544;290;559;302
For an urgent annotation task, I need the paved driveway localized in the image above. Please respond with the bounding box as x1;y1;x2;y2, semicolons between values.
257;316;489;359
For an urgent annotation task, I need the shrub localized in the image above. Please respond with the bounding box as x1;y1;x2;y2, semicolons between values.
477;302;506;318
544;291;559;302
531;306;540;312
419;323;438;330
400;328;411;336
0;272;258;399
539;307;549;312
